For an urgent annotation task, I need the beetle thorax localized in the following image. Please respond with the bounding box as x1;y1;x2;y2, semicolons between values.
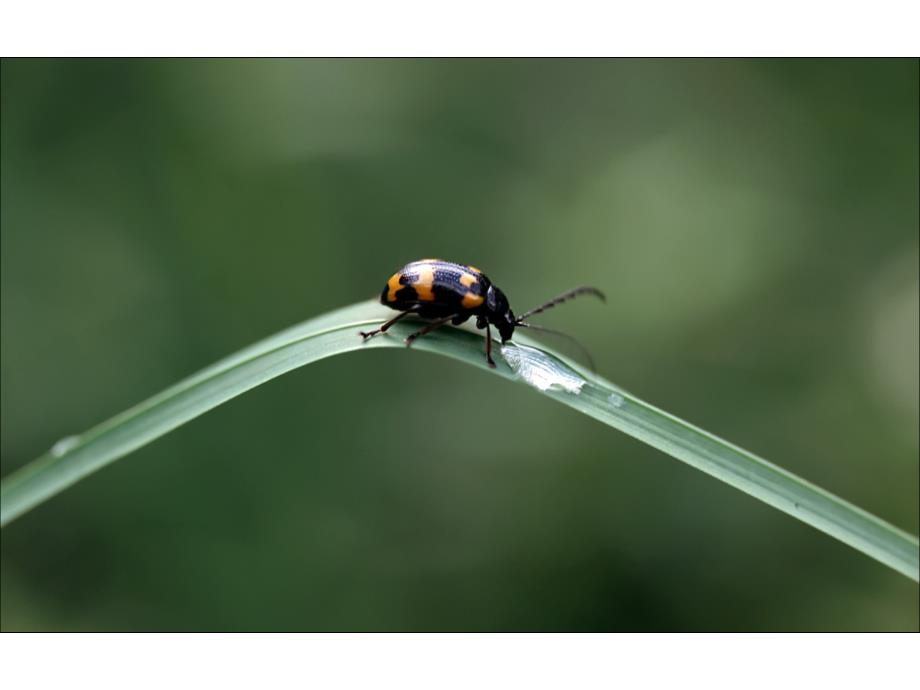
485;285;516;342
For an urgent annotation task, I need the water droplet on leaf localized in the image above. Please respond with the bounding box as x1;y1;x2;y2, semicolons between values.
501;343;585;394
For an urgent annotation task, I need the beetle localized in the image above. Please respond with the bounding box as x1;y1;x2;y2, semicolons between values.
359;258;604;368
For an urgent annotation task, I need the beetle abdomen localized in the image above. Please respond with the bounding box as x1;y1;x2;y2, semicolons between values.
381;259;488;313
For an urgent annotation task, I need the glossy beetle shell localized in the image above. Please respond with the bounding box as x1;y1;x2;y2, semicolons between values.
381;259;490;317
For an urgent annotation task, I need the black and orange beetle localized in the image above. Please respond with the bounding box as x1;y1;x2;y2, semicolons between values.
360;259;604;368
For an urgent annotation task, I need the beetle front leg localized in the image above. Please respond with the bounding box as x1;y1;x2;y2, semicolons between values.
484;323;496;368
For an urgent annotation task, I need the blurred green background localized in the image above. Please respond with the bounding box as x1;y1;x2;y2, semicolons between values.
1;59;917;631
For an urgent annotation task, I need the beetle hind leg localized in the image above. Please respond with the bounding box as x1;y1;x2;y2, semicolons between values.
484;323;496;368
359;310;413;340
404;314;457;347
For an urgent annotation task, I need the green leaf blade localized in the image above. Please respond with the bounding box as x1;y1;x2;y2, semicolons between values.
2;300;917;582
543;376;919;580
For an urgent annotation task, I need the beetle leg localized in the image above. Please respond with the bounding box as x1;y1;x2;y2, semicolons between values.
484;323;496;368
360;309;414;340
404;314;457;347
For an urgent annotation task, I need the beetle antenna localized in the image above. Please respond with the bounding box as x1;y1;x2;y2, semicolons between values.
515;322;597;372
515;286;605;322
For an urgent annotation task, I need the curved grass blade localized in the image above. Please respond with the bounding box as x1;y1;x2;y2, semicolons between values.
1;300;917;581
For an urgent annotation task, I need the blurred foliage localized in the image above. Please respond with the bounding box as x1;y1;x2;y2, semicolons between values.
1;58;917;631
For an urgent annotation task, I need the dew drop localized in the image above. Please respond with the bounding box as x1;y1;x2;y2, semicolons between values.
50;435;80;457
501;343;585;394
608;392;625;408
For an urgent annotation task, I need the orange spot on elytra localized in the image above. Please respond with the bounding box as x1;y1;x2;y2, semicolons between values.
462;293;484;309
386;273;402;303
459;273;476;288
415;266;436;301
